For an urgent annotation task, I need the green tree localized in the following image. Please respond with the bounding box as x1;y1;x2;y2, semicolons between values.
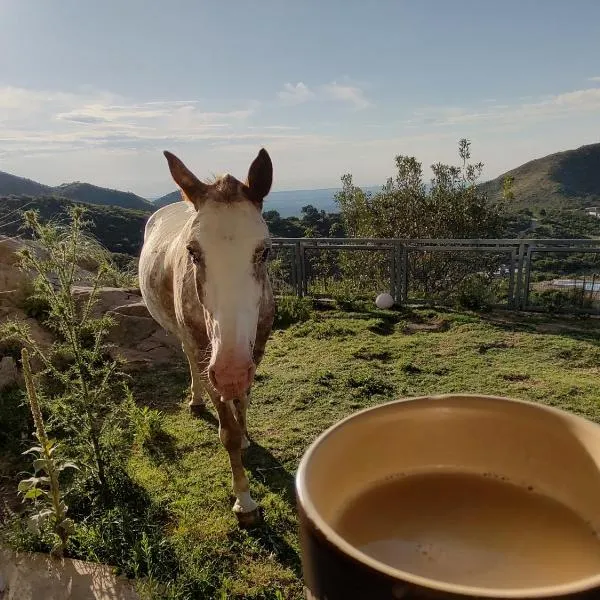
334;139;507;299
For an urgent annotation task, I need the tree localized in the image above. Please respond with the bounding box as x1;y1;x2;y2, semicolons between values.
334;139;507;298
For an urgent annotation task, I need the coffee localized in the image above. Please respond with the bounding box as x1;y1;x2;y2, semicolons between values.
334;470;600;589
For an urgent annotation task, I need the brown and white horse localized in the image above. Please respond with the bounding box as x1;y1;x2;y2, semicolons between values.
138;149;275;525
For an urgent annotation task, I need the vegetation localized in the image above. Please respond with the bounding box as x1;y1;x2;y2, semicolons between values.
0;195;148;255
0;207;130;490
18;348;76;558
530;208;600;239
1;203;600;597
332;139;508;300
5;295;600;597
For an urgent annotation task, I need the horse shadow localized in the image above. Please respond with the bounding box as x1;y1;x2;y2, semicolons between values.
197;409;297;508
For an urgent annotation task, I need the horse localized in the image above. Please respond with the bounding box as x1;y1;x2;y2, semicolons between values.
138;148;275;526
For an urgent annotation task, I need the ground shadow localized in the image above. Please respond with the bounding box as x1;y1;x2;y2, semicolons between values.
193;407;219;428
246;518;302;578
130;366;192;414
478;310;600;347
244;440;297;508
146;429;182;463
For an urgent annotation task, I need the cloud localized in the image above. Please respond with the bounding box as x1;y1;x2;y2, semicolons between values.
0;85;314;160
588;76;600;82
277;80;372;110
321;82;372;110
277;82;315;105
410;87;600;128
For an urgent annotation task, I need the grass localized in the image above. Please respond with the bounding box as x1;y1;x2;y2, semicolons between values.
118;305;600;598
4;304;600;598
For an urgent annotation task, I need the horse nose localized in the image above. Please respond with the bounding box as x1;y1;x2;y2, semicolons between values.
209;360;256;400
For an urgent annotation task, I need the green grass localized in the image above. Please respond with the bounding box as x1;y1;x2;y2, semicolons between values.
119;305;600;598
4;304;600;598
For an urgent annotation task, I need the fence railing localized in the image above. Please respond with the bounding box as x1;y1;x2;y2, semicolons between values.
270;238;600;313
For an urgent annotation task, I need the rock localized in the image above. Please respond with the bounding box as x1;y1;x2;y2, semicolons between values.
69;287;183;369
106;314;161;346
0;237;30;307
0;547;139;600
110;301;151;318
0;356;20;390
71;286;142;318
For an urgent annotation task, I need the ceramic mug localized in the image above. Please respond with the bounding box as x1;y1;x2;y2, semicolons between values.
296;394;600;599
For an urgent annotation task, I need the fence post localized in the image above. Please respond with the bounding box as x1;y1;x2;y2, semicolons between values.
515;241;526;310
507;248;517;308
401;244;409;304
389;246;397;301
294;242;302;297
300;243;307;297
522;246;534;310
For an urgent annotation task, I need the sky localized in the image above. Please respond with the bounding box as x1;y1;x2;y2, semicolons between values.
1;0;600;198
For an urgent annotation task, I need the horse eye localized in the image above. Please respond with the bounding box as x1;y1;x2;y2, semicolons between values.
186;244;200;264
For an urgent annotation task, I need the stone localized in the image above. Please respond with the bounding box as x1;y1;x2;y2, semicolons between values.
0;547;139;600
0;236;30;308
0;356;19;390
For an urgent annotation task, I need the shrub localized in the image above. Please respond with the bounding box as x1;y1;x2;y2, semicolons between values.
454;273;495;311
273;296;313;329
531;288;593;313
0;207;129;494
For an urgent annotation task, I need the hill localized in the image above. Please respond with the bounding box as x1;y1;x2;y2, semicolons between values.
0;171;153;212
0;171;52;197
53;182;153;211
0;195;148;255
480;142;600;211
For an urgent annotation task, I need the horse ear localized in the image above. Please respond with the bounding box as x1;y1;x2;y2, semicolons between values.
163;151;208;209
245;148;272;205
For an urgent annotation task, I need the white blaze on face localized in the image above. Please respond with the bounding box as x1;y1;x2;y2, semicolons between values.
194;198;268;366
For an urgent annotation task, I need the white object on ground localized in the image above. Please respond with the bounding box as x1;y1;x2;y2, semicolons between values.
375;292;394;309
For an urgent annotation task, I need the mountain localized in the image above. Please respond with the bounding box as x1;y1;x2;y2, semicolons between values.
0;171;153;212
480;143;600;211
154;190;181;208
154;186;382;217
53;182;153;211
0;171;52;197
0;195;148;255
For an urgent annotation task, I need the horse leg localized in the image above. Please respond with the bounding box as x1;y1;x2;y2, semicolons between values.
181;341;205;416
209;391;260;527
233;392;250;450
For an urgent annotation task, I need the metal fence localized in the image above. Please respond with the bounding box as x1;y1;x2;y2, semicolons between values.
270;238;600;314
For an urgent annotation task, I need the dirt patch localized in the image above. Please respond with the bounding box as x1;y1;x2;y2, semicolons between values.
403;319;450;334
500;373;531;382
478;341;514;354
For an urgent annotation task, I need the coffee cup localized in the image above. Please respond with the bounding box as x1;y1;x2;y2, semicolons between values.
296;394;600;599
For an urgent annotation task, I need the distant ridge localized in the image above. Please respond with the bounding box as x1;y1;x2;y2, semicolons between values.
154;185;382;217
0;171;153;211
479;142;600;211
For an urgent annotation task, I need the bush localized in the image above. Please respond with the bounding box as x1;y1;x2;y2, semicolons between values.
0;207;130;496
273;296;313;329
454;273;495;311
531;288;593;313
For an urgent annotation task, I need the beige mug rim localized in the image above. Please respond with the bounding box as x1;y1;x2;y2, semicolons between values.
296;393;600;599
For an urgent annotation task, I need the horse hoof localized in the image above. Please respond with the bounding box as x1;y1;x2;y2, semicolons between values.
189;403;205;418
235;506;263;529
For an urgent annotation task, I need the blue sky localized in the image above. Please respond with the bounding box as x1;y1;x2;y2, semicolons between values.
1;0;599;197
